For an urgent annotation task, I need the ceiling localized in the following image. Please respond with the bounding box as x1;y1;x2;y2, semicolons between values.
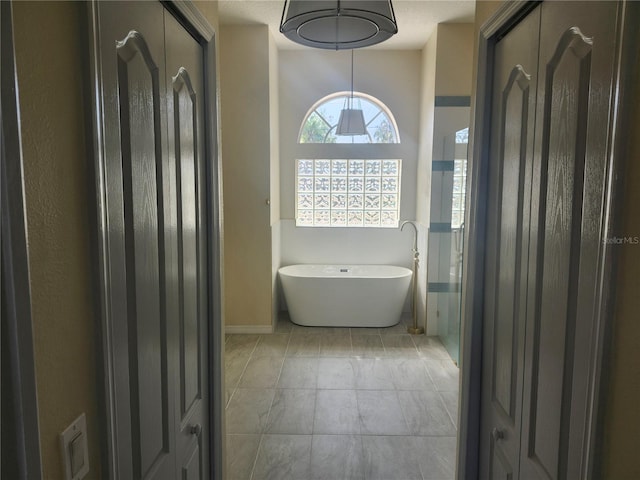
218;0;476;50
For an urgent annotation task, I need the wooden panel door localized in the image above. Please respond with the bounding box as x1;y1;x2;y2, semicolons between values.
479;6;540;479
98;3;176;478
164;11;209;480
519;3;620;479
96;2;210;478
477;2;625;479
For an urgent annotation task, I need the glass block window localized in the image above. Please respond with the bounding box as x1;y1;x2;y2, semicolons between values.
299;92;400;144
455;127;469;144
296;159;401;227
451;127;469;229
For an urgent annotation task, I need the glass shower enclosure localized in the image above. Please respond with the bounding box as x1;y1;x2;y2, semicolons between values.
427;104;469;365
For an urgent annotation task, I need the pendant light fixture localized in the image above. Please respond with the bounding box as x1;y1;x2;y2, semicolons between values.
336;49;366;136
280;0;398;50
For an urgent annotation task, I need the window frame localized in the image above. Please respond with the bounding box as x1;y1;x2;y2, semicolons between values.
298;91;401;144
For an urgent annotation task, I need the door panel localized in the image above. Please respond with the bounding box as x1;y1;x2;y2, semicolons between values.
182;446;202;480
491;440;514;480
526;27;592;480
117;31;171;478
480;6;540;479
174;69;201;419
98;3;175;478
164;11;209;479
493;66;532;422
520;3;619;479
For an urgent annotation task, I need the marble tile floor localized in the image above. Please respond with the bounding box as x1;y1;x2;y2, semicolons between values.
225;313;459;480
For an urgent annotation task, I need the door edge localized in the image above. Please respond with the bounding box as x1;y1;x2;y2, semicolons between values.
1;1;44;478
458;3;538;478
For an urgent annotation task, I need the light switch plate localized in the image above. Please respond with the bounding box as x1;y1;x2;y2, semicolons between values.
59;413;89;480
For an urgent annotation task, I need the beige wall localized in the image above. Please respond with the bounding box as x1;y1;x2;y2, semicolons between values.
220;25;274;328
416;32;438;227
13;1;220;478
194;1;220;33
435;24;475;96
269;33;282;322
13;2;100;478
602;38;640;478
269;34;281;226
415;31;438;329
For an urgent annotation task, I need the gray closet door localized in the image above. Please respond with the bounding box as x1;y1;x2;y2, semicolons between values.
480;2;620;479
519;2;619;479
479;6;540;478
165;11;209;480
96;2;209;478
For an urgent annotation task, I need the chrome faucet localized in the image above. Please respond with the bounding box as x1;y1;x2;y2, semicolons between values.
400;220;419;254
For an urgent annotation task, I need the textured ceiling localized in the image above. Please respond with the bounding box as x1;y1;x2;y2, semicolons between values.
218;0;476;50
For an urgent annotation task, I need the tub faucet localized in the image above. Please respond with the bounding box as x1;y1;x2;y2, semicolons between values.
400;220;419;254
400;220;424;335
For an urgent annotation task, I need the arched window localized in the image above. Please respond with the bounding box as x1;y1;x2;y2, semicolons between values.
299;92;400;144
295;92;402;227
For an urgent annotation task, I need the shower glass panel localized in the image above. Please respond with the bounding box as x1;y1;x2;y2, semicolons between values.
428;104;469;365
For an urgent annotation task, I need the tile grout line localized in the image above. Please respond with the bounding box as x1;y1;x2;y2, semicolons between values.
349;326;354;353
225;336;261;408
310;357;320;438
378;333;386;357
395;388;414;440
226;336;262;478
358;432;367;480
247;432;264;480
436;391;458;432
264;331;292;416
248;332;292;479
353;387;365;437
422;358;440;394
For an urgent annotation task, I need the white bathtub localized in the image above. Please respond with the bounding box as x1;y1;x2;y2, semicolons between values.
278;264;412;328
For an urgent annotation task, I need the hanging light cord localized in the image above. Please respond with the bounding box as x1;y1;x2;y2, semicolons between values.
350;49;354;109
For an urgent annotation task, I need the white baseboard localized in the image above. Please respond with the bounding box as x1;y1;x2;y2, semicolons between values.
225;325;273;335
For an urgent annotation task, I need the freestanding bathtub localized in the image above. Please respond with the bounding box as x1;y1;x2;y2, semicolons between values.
278;264;412;328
